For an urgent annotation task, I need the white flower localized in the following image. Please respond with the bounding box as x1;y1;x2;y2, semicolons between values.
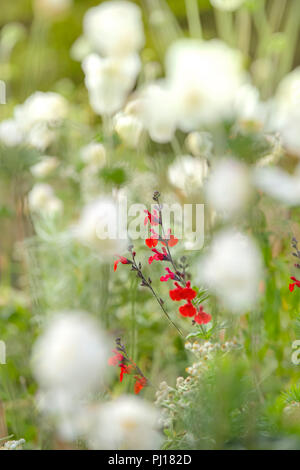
140;81;177;143
80;142;106;167
199;230;263;313
210;0;245;11
253;165;300;207
205;158;252;217
28;183;63;215
232;84;267;125
271;67;300;156
32;311;109;396
14;91;68;131
82;53;140;116
167;155;209;194
88;396;162;450
83;1;144;57
185;131;213;158
30;156;59;178
34;0;72;17
7;91;68;150
74;197;127;257
26;123;56;151
114;112;143;148
0;119;23;146
165;39;246;131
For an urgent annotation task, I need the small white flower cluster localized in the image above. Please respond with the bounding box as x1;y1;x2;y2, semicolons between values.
155;339;242;429
28;183;63;216
185;340;239;376
185;339;239;358
1;438;25;450
155;376;200;428
0;91;68;150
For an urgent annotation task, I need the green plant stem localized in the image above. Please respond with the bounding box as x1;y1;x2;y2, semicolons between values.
278;0;300;81
185;0;202;39
236;7;251;56
214;9;236;47
131;254;183;336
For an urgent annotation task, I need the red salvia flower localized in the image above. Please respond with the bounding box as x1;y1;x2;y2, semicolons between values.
169;281;197;301
145;238;158;248
108;349;123;366
161;229;178;248
179;301;197;317
114;255;131;272
119;363;132;382
134;376;147;394
148;247;168;265
194;305;212;325
144;209;159;226
160;267;176;282
289;276;300;292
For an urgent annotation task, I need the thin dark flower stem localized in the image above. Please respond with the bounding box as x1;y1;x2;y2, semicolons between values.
130;254;184;337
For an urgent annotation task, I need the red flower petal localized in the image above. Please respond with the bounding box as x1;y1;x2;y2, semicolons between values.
179;302;196;317
134;377;147;394
194;306;212;325
145;238;158;248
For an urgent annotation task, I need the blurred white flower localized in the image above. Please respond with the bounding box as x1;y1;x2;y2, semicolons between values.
34;0;73;17
232;84;267;125
83;1;144;57
32;311;109;396
199;230;263;313
253;165;300;206
74;197;127;257
80;142;106;167
165;39;246;131
0;118;23;146
140;81;177;143
26;123;56;151
14;91;68;130
271;67;300;157
167;155;209;194
88;396;162;450
4;91;69;151
82;53;140;116
185;131;213;158
114;112;143;148
205;158;252;217
210;0;245;11
28;183;63;215
30;156;59;178
35;389;89;441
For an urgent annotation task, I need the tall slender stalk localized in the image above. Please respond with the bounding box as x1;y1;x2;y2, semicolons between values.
185;0;203;39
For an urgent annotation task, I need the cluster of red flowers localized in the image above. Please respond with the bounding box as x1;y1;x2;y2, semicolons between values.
143;208;211;326
108;342;147;394
114;198;212;328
